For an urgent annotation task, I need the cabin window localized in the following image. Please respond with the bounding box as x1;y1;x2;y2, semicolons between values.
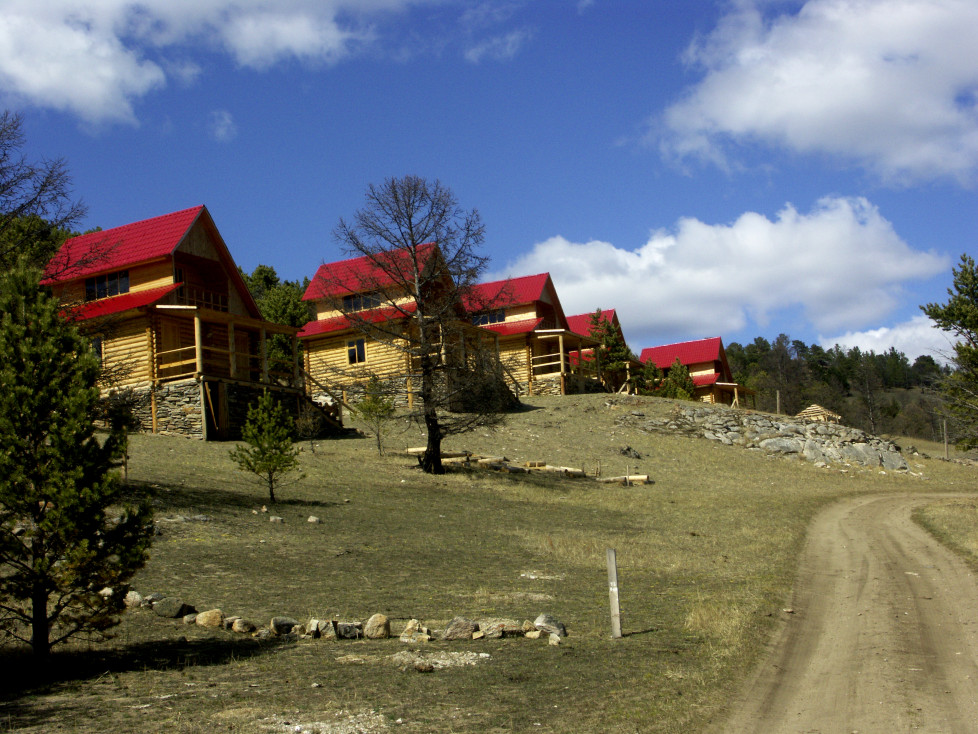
91;337;103;365
342;292;382;312
84;270;130;301
347;338;366;364
472;310;505;326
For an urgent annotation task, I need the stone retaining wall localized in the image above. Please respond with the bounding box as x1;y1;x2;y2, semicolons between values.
623;403;909;471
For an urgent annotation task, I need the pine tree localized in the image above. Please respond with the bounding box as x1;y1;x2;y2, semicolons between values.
921;253;978;448
229;391;304;503
660;358;697;401
355;377;397;455
0;261;153;658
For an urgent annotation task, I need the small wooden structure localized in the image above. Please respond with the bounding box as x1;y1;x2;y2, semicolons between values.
639;336;755;407
796;404;842;423
43;206;335;438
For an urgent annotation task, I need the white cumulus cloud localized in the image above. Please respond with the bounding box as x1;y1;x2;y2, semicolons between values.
822;315;957;363
658;0;978;184
491;196;948;350
0;0;404;125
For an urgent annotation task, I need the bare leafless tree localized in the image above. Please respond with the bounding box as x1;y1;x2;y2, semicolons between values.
329;176;515;473
0;111;86;271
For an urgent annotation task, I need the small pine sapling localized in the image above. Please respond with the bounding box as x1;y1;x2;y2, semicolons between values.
229;391;304;503
355;376;397;455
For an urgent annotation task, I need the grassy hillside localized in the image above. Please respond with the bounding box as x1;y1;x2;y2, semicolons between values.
1;394;975;734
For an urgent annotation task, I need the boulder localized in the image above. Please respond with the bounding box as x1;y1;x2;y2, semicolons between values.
335;621;363;640
441;616;479;641
399;619;429;643
364;613;390;639
270;616;300;635
478;618;522;639
153;597;196;618
232;618;256;634
124;591;143;609
534;613;567;638
195;609;224;628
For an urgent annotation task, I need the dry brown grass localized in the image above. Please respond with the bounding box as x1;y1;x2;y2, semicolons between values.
1;393;975;734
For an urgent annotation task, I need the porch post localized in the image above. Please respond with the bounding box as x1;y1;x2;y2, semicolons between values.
292;335;300;385
228;322;237;379
194;312;204;376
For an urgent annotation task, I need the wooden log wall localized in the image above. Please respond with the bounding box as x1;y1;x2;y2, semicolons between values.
101;315;154;386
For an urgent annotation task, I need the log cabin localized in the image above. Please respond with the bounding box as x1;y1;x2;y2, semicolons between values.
463;273;602;396
639;336;754;407
298;243;502;410
42;205;327;439
565;308;642;393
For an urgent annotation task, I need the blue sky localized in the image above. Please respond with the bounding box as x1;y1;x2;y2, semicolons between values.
3;0;976;360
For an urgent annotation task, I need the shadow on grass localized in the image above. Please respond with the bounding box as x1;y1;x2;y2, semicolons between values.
0;634;286;703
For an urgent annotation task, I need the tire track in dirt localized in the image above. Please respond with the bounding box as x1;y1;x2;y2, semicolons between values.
717;493;978;734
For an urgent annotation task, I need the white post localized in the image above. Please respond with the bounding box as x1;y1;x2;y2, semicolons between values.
607;548;622;639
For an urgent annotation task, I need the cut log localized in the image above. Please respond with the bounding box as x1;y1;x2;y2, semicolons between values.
597;475;651;485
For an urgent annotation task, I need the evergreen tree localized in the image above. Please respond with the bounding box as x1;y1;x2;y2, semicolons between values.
922;253;978;448
660;358;697;400
354;376;397;455
229;391;304;503
0;261;153;658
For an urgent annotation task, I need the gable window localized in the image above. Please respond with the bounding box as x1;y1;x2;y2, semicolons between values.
472;309;505;326
347;338;366;364
84;270;129;301
342;292;382;312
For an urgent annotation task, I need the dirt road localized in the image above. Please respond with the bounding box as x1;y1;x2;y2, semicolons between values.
718;493;978;734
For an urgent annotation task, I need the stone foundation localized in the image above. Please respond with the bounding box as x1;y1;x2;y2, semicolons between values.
125;378;306;440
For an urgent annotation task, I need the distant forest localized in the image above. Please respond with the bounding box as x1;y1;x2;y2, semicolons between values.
725;335;949;442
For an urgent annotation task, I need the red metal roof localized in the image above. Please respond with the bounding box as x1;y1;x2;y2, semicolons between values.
692;373;720;387
639;337;725;369
565;309;616;337
298;302;419;339
461;273;551;312
481;317;544;337
63;283;181;322
43;206;204;283
302;243;441;301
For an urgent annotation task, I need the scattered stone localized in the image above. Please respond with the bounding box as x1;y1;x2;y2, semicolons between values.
619;446;642;459
308;516;321;524
478;618;522;639
252;628;274;640
335;621;364;640
124;590;143;609
320;620;337;640
270;616;300;635
183;613;197;625
307;619;323;638
525;630;542;640
143;592;165;607
441;616;479;641
534;613;568;637
195;609;224;628
153;597;196;619
232;618;256;634
399;619;429;643
415;660;435;673
269;516;284;524
223;616;241;630
364;613;390;639
549;633;561;646
98;587;114;598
